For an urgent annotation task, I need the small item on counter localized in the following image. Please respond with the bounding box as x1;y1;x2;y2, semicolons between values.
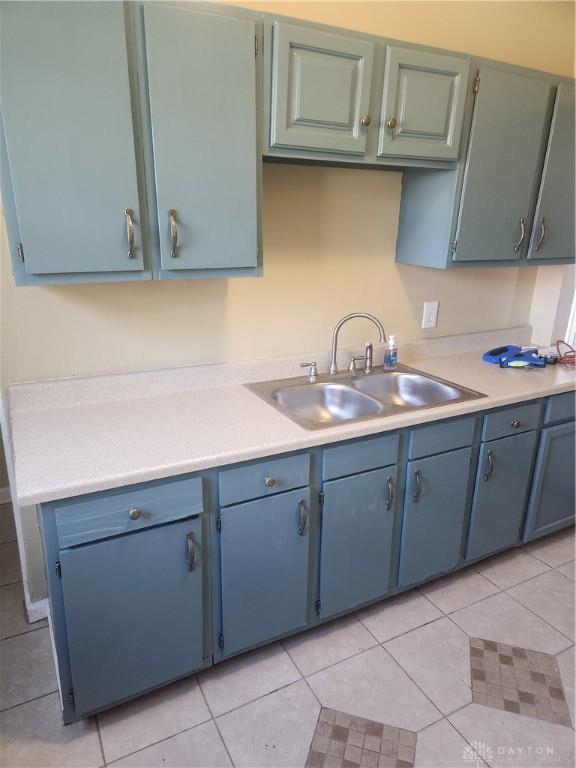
384;335;398;369
556;340;576;366
482;344;548;369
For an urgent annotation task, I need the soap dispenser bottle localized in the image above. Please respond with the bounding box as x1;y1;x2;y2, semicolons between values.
384;335;398;370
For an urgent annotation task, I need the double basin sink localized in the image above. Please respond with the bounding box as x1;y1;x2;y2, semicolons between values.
247;364;485;430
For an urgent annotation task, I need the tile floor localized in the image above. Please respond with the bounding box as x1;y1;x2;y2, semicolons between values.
0;501;574;768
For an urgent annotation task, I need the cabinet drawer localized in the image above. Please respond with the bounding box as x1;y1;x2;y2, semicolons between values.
408;417;476;459
55;476;204;549
482;402;541;441
544;392;575;425
219;454;310;507
323;434;399;480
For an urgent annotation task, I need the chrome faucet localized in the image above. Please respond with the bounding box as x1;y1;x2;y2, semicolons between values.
329;313;386;375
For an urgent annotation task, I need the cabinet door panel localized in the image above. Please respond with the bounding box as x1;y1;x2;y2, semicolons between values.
398;448;471;587
319;467;397;618
467;432;537;561
144;6;259;271
524;422;575;541
0;2;143;275
527;83;575;261
220;489;310;655
453;68;552;262
60;518;204;716
271;22;374;154
378;47;470;160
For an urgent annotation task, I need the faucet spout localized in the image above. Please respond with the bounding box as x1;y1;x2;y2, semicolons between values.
329;313;386;375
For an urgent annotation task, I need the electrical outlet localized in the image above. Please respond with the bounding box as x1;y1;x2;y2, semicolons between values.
422;301;439;329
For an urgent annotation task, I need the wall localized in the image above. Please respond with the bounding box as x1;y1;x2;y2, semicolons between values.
0;1;573;608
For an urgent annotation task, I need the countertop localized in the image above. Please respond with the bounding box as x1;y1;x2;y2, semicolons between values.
8;348;575;507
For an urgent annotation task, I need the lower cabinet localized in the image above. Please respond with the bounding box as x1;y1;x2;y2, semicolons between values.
523;422;576;541
218;488;311;656
60;517;204;717
398;448;472;586
318;466;398;619
467;431;538;560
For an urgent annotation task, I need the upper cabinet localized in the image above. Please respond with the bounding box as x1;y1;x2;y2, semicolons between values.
378;47;470;161
0;2;148;281
526;83;575;261
270;23;374;155
144;5;260;274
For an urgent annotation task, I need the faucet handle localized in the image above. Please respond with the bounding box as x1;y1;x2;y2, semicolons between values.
300;361;318;382
349;355;366;373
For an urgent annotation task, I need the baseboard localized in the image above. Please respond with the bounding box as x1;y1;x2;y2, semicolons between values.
0;486;11;505
26;597;49;623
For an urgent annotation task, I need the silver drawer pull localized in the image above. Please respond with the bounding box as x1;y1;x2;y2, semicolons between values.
129;507;142;520
483;450;495;481
412;470;422;503
386;476;395;511
186;530;196;572
264;475;276;488
535;218;546;251
298;498;307;536
513;217;526;253
511;419;522;428
125;208;135;259
169;209;178;258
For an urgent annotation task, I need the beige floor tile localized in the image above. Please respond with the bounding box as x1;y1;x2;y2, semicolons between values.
0;582;47;640
199;642;300;717
385;617;472;715
0;505;17;545
476;550;550;590
0;541;21;586
356;589;442;642
525;529;575;568
449;702;575;767
216;679;319;767
420;568;500;613
0;627;57;710
112;720;231;767
0;692;102;767
283;613;377;676
98;676;211;763
556;561;575;582
508;570;575;640
307;645;440;731
556;646;575;727
451;593;572;655
415;718;483;768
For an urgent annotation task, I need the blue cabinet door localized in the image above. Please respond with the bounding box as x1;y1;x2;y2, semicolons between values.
467;431;537;561
398;448;471;587
60;517;204;717
319;467;397;619
378;47;470;160
270;22;374;154
144;5;259;272
0;2;144;276
527;83;575;262
524;422;576;542
219;489;310;656
453;67;552;262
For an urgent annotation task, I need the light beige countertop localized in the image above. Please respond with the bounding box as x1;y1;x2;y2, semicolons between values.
8;331;575;507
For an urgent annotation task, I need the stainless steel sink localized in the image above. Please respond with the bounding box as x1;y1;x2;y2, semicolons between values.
247;364;485;430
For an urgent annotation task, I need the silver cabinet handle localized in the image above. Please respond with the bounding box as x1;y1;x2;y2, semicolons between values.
168;209;178;258
386;476;395;511
483;450;495;481
510;419;522;429
513;217;526;253
129;506;142;520
264;475;276;488
360;115;372;127
535;218;546;251
298;498;307;536
412;470;422;503
125;208;135;259
186;530;196;572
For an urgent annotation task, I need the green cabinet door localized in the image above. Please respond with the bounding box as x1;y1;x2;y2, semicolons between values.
453;67;553;262
144;5;259;272
0;2;144;277
219;489;311;656
378;47;470;160
527;83;575;261
398;448;472;587
319;467;398;619
270;22;374;154
524;422;576;542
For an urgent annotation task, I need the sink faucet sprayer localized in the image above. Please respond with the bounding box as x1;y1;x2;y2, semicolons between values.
330;313;386;375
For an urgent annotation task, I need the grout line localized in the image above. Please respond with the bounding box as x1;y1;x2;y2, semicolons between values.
0;621;48;643
95;712;107;768
0;688;59;715
378;643;444;720
504;588;575;647
280;638;323;710
197;674;236;768
0;578;23;589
